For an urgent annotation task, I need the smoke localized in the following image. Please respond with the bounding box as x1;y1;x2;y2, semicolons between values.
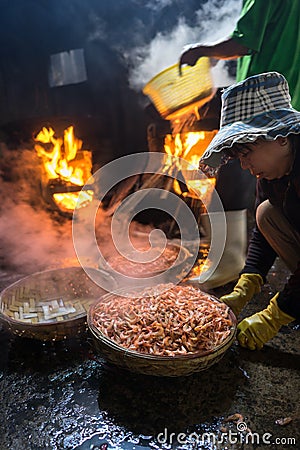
145;0;177;12
0;145;78;274
0;199;74;274
0;144;153;275
126;0;242;90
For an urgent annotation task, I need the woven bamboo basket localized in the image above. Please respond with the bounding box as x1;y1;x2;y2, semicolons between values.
99;242;193;279
87;286;237;377
0;267;112;341
143;57;214;120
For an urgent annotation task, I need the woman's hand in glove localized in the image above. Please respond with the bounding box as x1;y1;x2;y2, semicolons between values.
237;293;295;350
220;273;263;317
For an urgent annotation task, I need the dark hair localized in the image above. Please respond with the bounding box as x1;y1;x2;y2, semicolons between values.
222;141;257;159
223;146;242;159
222;135;297;159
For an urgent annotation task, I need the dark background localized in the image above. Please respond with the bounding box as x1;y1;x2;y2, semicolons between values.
0;0;233;158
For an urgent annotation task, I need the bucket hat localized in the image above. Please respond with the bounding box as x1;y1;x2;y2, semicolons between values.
199;72;300;176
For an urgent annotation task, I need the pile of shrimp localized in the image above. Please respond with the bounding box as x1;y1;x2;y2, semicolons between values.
107;245;179;276
91;284;233;356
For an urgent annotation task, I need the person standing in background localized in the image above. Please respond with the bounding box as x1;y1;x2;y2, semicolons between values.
179;0;300;289
180;0;300;110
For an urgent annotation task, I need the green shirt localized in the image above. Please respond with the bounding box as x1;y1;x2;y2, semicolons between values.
231;0;300;110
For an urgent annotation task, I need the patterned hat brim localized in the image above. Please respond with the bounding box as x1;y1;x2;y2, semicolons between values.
200;108;300;176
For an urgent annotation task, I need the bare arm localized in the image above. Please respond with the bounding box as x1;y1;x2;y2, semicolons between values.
179;37;250;69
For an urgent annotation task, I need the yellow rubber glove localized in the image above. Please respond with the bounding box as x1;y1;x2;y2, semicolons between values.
220;273;263;317
237;293;295;350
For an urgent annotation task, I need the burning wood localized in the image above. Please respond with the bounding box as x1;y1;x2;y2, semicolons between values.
163;129;217;204
34;125;93;213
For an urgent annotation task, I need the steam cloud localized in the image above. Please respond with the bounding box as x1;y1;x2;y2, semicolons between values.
0;146;77;274
0;145;153;275
126;0;242;90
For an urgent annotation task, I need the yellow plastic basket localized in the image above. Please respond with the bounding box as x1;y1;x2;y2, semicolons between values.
143;57;214;120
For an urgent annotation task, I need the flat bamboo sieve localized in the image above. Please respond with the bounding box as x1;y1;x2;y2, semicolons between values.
0;267;112;341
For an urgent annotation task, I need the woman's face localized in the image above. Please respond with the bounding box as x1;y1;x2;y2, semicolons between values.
236;137;293;180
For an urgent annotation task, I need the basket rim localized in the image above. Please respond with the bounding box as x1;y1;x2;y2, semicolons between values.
102;241;193;278
87;286;237;361
0;266;108;328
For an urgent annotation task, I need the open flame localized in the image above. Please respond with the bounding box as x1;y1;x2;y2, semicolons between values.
163;130;217;279
163;130;217;205
34;126;93;212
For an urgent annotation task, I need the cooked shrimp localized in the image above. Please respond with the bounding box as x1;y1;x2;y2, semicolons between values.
91;283;233;356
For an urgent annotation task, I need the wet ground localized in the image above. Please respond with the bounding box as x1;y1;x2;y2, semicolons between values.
0;255;299;450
